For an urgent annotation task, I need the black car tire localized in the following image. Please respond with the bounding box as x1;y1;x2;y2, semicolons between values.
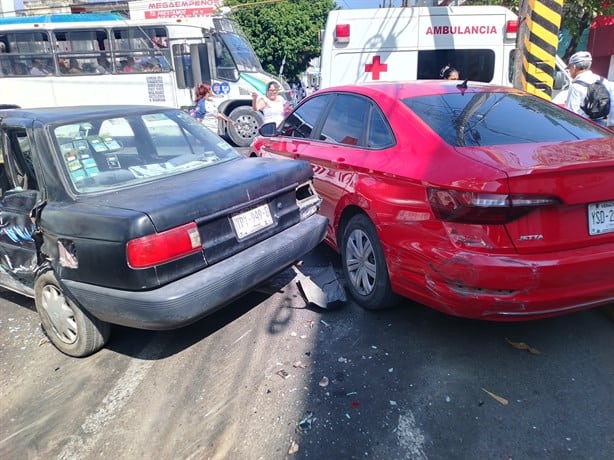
227;106;263;147
340;214;400;310
35;271;110;357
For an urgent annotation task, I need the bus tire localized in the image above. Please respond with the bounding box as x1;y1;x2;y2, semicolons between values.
227;106;262;147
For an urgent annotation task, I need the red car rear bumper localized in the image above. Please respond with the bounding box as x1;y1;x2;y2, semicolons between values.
388;241;614;320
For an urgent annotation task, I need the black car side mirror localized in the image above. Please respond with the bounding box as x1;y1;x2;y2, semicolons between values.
258;122;278;137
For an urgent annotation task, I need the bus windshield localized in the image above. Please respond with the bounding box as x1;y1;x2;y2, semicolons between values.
219;32;262;73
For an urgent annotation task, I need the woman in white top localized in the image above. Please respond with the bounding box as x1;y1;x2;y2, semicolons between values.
252;81;288;127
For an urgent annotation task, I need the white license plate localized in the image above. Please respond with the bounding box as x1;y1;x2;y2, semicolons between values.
232;203;274;239
588;201;614;235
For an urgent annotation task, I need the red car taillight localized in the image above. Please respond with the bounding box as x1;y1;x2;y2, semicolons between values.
127;222;202;269
427;188;559;225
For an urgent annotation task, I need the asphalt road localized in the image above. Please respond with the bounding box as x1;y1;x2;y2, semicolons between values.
1;243;613;460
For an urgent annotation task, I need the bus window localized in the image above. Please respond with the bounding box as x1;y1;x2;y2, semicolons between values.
213;35;238;81
3;31;52;53
112;27;170;74
0;57;11;76
54;30;109;75
218;33;261;73
173;44;194;90
0;32;53;76
54;30;105;52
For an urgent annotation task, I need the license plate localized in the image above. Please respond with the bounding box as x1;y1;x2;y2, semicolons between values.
588;201;614;235
231;203;274;239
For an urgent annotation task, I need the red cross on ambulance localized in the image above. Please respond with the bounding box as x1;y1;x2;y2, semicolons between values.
364;55;388;80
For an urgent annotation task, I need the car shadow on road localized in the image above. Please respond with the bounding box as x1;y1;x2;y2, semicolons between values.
104;287;277;360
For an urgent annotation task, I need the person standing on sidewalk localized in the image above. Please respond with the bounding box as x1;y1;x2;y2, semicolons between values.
252;81;287;127
565;51;602;121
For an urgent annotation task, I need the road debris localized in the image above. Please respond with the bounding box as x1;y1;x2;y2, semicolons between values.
294;264;346;309
298;411;316;432
319;376;329;387
293;361;308;369
288;440;299;455
276;369;290;379
505;337;541;355
482;388;509;405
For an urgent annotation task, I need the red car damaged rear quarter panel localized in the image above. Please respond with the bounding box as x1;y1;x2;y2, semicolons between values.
325;90;521;319
258;82;614;320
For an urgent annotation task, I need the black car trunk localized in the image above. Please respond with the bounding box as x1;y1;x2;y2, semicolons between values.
41;158;314;290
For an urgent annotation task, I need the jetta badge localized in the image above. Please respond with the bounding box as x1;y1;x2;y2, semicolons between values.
519;234;544;241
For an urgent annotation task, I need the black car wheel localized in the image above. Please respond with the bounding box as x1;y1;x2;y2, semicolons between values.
35;271;110;357
341;214;399;310
227;106;263;147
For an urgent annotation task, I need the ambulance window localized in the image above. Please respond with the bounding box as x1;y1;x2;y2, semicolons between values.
320;94;369;146
417;50;495;83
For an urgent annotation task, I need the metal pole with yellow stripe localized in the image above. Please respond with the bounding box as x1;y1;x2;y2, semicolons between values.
521;0;564;100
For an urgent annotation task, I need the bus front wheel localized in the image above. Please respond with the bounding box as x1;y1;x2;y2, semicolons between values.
227;106;262;147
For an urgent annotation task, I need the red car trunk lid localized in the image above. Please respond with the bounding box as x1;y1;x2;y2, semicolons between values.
458;138;614;253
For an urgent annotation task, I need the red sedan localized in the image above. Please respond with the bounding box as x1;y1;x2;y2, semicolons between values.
251;81;614;320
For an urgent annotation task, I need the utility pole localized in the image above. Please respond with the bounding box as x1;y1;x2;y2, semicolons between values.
514;0;564;99
513;0;530;91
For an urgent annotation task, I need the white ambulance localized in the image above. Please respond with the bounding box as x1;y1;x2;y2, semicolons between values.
319;5;570;96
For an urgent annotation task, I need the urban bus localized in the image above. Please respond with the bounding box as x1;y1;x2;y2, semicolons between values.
0;13;285;146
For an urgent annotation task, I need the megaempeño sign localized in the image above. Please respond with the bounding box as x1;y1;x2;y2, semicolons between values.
128;0;223;20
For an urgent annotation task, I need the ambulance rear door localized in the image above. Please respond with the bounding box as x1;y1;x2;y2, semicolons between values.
416;6;517;85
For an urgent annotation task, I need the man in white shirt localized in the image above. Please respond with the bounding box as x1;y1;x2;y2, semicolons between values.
565;51;602;119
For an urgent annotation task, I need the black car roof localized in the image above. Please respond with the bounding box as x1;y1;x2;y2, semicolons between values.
0;105;176;124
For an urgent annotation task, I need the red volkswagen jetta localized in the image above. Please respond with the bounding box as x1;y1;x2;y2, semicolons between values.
251;81;614;320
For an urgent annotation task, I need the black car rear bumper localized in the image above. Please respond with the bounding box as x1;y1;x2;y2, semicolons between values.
62;214;328;329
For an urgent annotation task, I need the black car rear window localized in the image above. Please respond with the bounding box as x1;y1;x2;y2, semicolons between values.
403;92;610;147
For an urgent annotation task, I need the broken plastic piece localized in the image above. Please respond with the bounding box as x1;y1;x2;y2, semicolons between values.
294;264;346;309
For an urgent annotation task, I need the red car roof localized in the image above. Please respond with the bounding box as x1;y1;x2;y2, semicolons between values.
315;80;524;100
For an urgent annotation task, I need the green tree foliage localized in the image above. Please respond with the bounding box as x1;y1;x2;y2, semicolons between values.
559;0;614;60
466;0;614;59
224;0;337;80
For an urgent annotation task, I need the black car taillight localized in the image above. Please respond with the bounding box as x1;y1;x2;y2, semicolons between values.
126;222;202;269
427;187;559;225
